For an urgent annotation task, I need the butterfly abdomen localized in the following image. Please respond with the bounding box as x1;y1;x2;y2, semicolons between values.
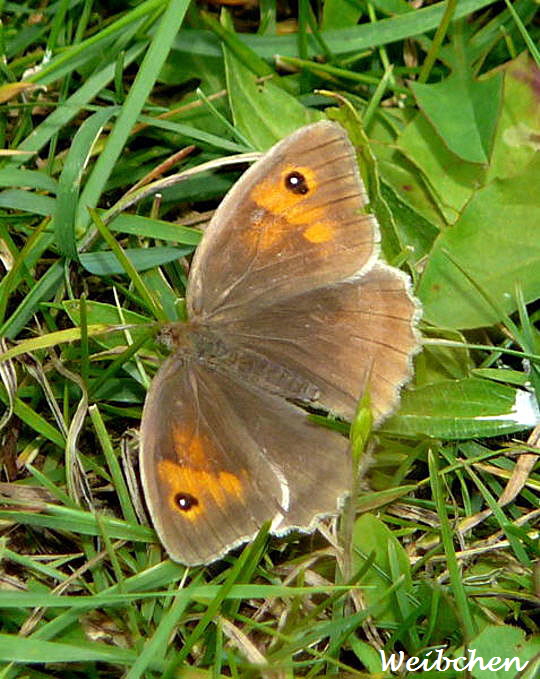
177;324;321;403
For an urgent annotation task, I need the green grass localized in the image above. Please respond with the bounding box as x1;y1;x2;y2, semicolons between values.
1;1;539;677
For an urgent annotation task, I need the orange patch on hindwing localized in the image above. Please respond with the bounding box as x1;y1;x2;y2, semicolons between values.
172;425;207;467
158;460;244;520
248;164;335;249
160;427;245;520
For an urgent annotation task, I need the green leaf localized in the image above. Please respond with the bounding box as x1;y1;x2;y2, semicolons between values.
14;43;147;163
352;513;413;625
76;0;192;233
0;190;55;216
109;213;202;245
415;328;473;383
321;0;363;30
384;378;540;439
0;169;57;192
63;299;148;327
418;159;540;329
396;112;486;224
1;262;64;340
465;624;540;678
223;20;322;149
54;107;118;260
80;246;193;275
410;31;502;164
62;299;151;351
487;53;540;183
380;180;439;262
24;1;160;87
0;505;154;541
173;0;499;60
0;634;139;666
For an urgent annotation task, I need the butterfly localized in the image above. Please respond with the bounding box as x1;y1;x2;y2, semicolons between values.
140;121;420;565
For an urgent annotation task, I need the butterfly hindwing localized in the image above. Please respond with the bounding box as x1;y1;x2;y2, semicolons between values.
141;354;351;565
218;262;420;423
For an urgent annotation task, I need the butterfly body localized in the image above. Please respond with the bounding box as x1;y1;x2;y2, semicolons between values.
140;121;421;566
162;322;321;401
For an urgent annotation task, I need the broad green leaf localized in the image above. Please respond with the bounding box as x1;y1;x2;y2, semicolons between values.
159;49;229;141
378;157;444;229
370;0;413;14
384;378;540;439
472;368;531;388
223;18;322;149
349;638;383;674
0;190;55;216
137;114;248;152
465;624;540;679
396;112;486;224
140;268;183;322
92;379;144;403
379;180;439;263
410;57;502;164
157;170;236;206
205;10;277;83
329;106;402;260
160;48;225;93
352;513;413;625
414;329;473;384
487;53;540;183
321;0;363;30
417;158;540;329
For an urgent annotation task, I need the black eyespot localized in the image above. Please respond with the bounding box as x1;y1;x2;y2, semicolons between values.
285;171;309;195
175;492;199;512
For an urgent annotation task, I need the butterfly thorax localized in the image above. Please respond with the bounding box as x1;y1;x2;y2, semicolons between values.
162;321;320;403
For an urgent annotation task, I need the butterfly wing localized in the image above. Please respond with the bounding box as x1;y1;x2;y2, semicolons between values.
188;121;378;322
140;121;419;565
140;355;351;566
216;262;420;423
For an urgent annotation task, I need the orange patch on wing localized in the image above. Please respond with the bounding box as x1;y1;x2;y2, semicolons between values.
250;165;317;215
303;222;334;243
158;460;245;521
247;165;335;250
172;425;208;468
251;217;288;251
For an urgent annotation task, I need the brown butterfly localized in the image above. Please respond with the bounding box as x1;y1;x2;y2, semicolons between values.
140;121;420;566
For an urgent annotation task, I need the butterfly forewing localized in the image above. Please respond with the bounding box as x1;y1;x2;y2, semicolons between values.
188;121;379;323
